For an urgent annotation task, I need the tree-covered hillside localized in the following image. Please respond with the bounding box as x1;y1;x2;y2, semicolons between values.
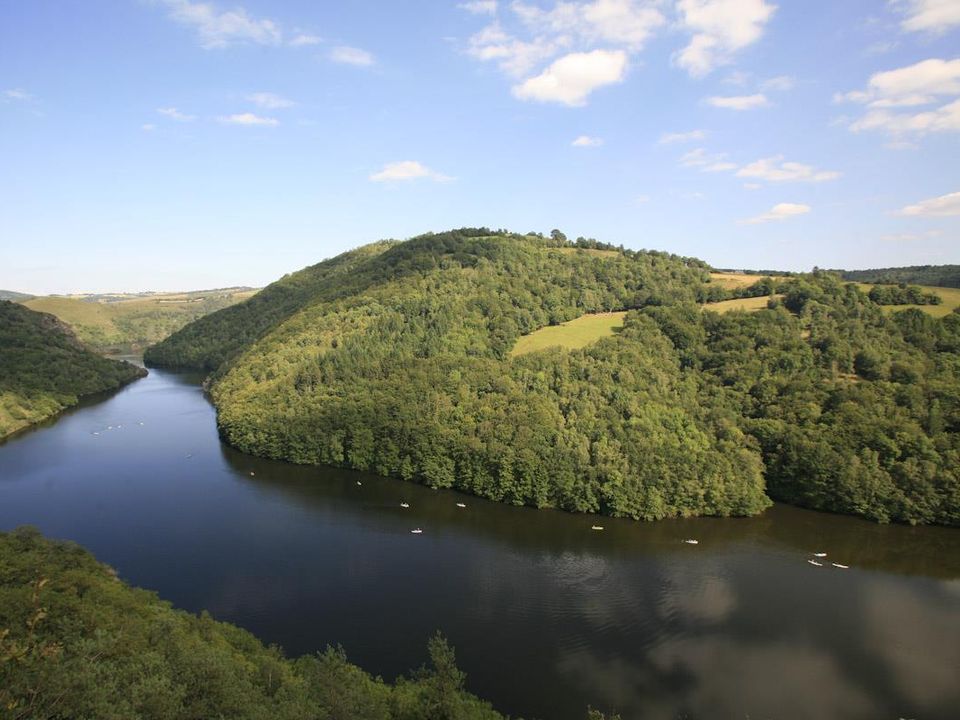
147;229;960;526
835;265;960;288
0;301;146;438
0;527;514;720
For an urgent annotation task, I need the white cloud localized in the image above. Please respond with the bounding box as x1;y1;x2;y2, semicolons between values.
896;190;960;216
659;129;706;144
512;0;666;50
675;0;777;77
893;0;960;33
217;113;279;126
761;74;793;91
635;194;651;204
289;33;321;47
369;161;453;183
837;58;960;136
512;49;628;106
706;93;769;110
736;156;840;182
743;182;761;190
161;0;281;49
459;0;498;14
466;22;561;77
740;202;811;224
329;46;375;66
3;88;33;101
464;1;663;105
572;135;604;146
680;147;738;172
157;107;196;121
247;92;295;109
141;123;156;131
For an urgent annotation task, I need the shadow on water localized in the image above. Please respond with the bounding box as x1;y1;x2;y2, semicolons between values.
1;366;958;720
221;444;960;580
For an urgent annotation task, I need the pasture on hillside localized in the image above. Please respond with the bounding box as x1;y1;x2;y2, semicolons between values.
510;311;627;356
856;283;960;318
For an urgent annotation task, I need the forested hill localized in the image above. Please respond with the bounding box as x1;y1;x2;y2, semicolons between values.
835;265;960;288
147;229;960;526
0;301;146;437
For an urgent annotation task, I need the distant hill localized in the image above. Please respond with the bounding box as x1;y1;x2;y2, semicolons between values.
0;301;146;437
0;289;34;301
147;229;960;526
833;265;960;288
20;287;257;353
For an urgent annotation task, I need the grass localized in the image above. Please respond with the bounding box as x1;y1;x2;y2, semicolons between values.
855;283;960;318
22;288;257;352
703;295;778;313
510;311;627;356
708;272;784;289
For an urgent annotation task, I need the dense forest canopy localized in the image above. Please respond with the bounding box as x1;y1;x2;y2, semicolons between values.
0;527;519;720
834;265;960;289
0;301;145;438
147;230;960;526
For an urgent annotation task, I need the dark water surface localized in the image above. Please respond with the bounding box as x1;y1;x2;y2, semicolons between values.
1;367;958;719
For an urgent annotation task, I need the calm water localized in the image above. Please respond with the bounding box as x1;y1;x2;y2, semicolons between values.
1;367;958;720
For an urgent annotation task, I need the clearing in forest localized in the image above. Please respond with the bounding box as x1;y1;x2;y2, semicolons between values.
510;311;627;356
856;284;960;318
703;295;777;313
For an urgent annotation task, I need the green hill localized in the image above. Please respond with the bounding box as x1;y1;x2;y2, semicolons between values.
147;229;960;526
0;301;146;438
21;287;258;354
0;289;34;301
0;527;513;720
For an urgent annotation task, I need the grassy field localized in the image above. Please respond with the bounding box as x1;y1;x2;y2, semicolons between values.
708;272;784;289
510;311;627;356
703;295;777;313
22;288;257;353
855;283;960;318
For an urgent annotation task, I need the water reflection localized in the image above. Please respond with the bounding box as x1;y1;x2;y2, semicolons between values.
0;367;958;720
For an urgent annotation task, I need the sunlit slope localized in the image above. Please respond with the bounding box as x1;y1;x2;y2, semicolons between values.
154;231;960;525
0;301;145;437
23;288;256;353
509;312;627;356
145;241;398;370
191;230;771;521
861;284;960;318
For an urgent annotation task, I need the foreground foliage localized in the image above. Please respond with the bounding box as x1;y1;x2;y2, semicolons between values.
147;230;960;525
0;527;514;720
0;302;145;438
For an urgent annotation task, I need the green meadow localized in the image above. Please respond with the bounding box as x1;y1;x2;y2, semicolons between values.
509;311;627;356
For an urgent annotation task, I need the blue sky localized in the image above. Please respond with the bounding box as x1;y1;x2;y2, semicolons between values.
1;0;958;294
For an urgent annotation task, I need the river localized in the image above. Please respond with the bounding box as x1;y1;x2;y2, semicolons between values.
1;366;958;719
